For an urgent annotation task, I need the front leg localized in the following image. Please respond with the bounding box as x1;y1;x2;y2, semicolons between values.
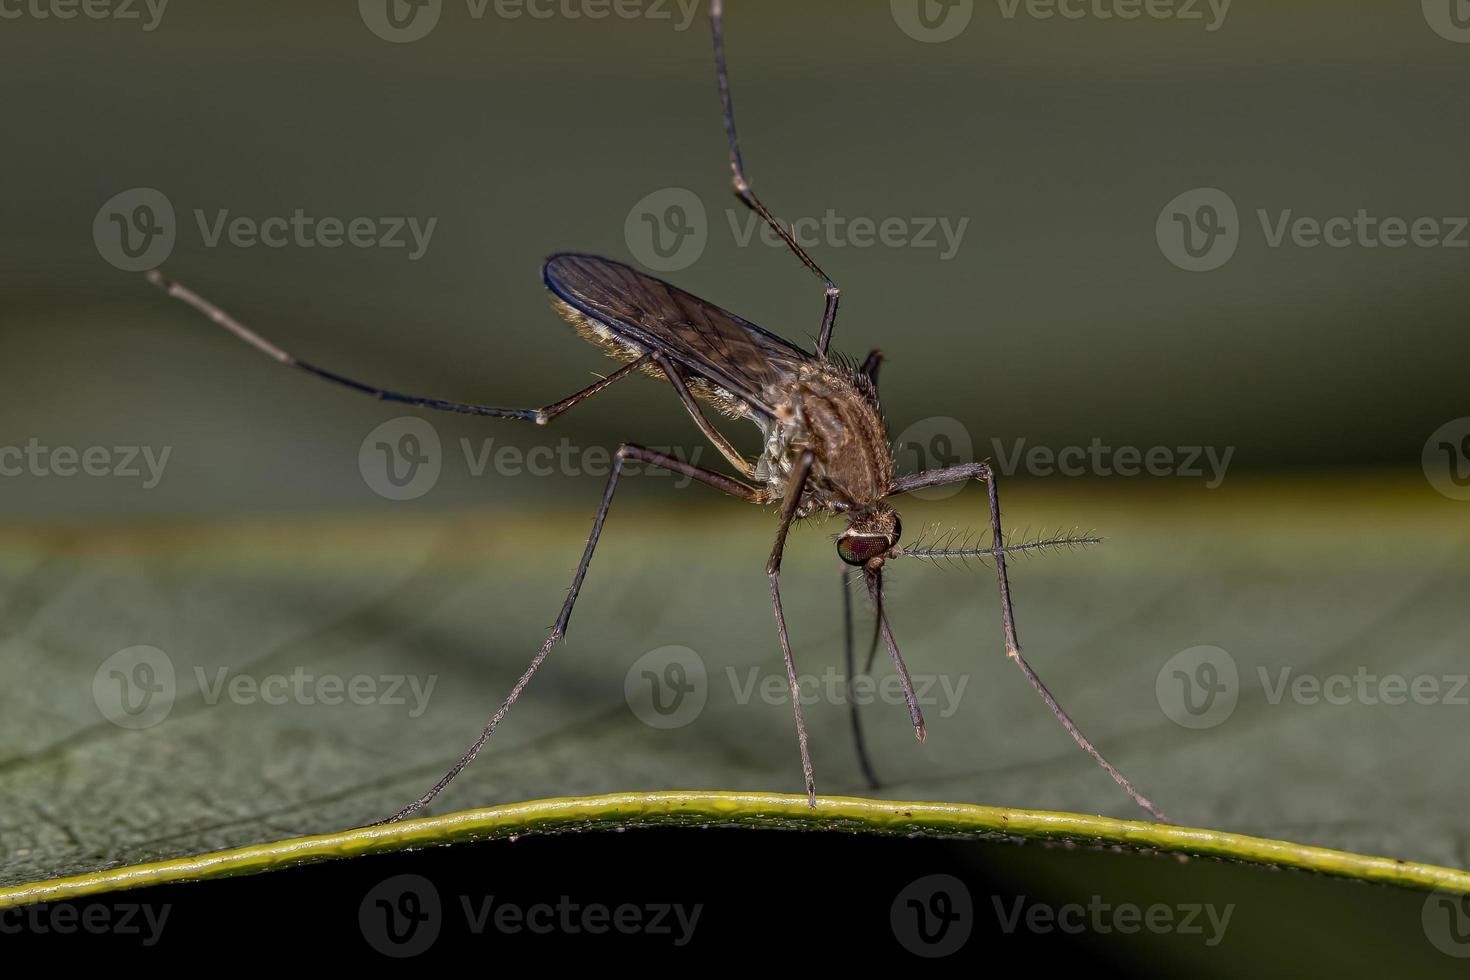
768;450;817;806
890;462;1170;823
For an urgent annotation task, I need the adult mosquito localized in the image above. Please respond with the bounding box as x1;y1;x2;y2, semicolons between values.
144;0;1169;825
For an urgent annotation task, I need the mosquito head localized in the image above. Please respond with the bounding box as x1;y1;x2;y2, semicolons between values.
837;503;902;569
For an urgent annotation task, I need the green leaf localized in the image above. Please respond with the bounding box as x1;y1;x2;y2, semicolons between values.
3;790;1468;908
2;478;1466;893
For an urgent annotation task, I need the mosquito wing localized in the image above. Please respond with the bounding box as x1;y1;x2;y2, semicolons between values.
543;252;812;420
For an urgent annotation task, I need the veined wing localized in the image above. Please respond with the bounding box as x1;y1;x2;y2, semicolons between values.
543;252;811;419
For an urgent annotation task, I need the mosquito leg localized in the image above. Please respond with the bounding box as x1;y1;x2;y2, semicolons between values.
709;0;841;359
767;450;818;806
656;353;755;478
860;349;884;385
889;463;1171;823
375;444;761;825
145;269;648;422
864;566;926;742
840;564;881;789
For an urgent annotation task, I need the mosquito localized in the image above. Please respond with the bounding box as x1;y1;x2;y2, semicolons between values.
143;0;1169;825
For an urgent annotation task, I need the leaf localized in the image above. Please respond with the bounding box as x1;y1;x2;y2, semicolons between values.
3;790;1469;908
1;477;1467;891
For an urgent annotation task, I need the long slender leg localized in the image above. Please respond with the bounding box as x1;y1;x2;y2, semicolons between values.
376;444;761;825
864;566;927;741
889;463;1170;823
710;0;841;359
656;353;755;478
840;566;881;789
767;450;818;806
145;270;646;422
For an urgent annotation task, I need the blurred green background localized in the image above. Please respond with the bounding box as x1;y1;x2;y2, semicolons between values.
2;0;1470;970
0;0;1467;518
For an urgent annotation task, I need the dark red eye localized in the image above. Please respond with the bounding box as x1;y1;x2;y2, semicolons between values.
838;534;890;567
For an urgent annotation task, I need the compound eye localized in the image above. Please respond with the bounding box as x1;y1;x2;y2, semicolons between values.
838;534;890;567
